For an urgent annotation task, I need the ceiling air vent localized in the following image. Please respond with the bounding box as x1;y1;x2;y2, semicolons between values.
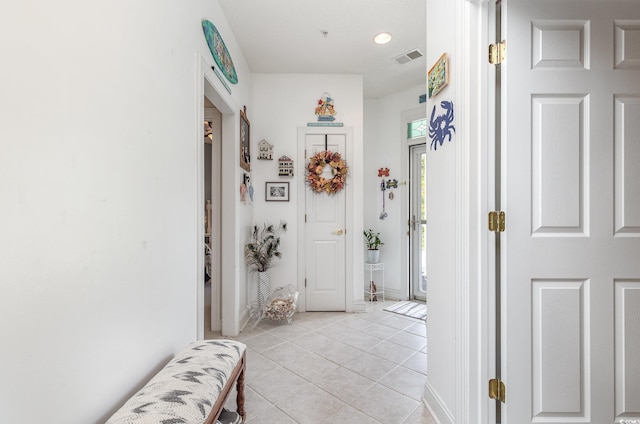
393;48;424;64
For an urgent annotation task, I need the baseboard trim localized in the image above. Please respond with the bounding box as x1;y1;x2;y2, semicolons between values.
352;299;367;312
237;306;251;334
383;288;403;301
423;381;455;424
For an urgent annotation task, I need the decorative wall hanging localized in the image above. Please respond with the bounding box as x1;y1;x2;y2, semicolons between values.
377;168;399;207
240;173;248;202
278;155;294;177
378;167;390;177
265;182;290;202
427;53;449;98
240;183;247;202
308;93;343;127
257;140;274;160
429;101;456;150
242;173;253;202
240;106;251;171
306;150;348;194
386;178;398;200
315;92;336;121
201;20;238;85
380;179;388;220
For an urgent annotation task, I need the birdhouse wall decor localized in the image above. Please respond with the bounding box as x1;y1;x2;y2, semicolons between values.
278;155;294;177
257;139;274;160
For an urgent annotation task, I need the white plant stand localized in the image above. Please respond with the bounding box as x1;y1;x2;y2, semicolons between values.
364;262;384;302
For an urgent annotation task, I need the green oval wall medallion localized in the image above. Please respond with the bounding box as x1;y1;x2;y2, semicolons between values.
202;19;238;85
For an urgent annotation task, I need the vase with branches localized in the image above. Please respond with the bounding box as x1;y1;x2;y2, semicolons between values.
245;222;287;320
245;221;287;272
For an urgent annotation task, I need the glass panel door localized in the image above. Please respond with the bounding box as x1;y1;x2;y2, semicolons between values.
410;144;426;301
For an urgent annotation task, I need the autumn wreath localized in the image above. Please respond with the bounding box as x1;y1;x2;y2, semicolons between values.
306;150;349;194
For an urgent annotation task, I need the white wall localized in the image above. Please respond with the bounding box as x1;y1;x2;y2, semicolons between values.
0;1;252;422
364;85;426;299
423;0;461;421
423;1;488;423
250;74;364;311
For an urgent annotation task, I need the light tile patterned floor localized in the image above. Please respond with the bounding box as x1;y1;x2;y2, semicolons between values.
206;300;435;424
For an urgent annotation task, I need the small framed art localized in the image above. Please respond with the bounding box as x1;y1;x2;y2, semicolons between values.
427;53;449;98
265;182;289;202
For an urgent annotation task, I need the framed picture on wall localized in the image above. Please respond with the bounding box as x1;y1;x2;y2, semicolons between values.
265;182;289;202
427;52;449;98
240;106;251;172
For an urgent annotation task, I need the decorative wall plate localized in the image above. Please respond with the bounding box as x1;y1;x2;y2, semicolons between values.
202;20;238;85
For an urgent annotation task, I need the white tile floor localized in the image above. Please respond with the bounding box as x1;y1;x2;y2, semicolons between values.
205;300;435;424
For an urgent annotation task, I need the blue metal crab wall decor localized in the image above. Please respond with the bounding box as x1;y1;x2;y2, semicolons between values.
429;100;455;150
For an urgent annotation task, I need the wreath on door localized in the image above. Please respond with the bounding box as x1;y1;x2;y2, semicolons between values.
306;150;349;194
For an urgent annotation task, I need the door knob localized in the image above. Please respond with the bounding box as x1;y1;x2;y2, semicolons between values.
335;229;344;235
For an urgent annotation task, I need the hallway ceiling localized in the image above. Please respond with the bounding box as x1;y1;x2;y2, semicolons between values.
218;0;426;99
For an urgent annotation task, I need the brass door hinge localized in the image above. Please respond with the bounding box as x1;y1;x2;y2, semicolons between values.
489;40;506;64
489;378;506;403
488;211;505;232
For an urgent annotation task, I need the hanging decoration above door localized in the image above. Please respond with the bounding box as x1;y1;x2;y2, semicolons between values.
315;92;336;121
202;19;237;94
429;100;456;150
308;92;343;127
306;150;348;194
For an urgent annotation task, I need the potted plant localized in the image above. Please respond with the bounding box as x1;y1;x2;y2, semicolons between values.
244;221;287;315
363;228;384;263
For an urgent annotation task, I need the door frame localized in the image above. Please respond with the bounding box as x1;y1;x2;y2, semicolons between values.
196;54;241;338
401;107;428;301
296;126;355;312
481;1;498;423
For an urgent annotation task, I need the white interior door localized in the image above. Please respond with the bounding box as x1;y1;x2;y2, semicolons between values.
305;134;347;311
502;1;640;423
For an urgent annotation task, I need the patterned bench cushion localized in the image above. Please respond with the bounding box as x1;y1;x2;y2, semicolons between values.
106;339;246;424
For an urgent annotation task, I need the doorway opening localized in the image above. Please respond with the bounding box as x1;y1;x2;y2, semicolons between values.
403;114;427;302
196;55;241;337
203;96;222;335
409;143;426;301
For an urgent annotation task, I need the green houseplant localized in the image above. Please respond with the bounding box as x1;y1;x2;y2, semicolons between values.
363;229;384;263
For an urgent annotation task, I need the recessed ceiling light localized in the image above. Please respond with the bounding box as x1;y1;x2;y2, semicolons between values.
373;32;392;45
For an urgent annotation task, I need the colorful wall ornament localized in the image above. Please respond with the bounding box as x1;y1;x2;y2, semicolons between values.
202;20;238;85
308;93;343;127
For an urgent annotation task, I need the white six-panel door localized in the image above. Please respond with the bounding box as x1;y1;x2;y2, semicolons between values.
502;1;640;422
304;133;347;311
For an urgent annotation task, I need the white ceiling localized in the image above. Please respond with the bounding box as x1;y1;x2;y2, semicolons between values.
218;0;426;99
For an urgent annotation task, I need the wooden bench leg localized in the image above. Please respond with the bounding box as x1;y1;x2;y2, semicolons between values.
236;362;246;422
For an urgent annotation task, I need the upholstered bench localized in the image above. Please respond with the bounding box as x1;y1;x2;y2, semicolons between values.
106;339;247;424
